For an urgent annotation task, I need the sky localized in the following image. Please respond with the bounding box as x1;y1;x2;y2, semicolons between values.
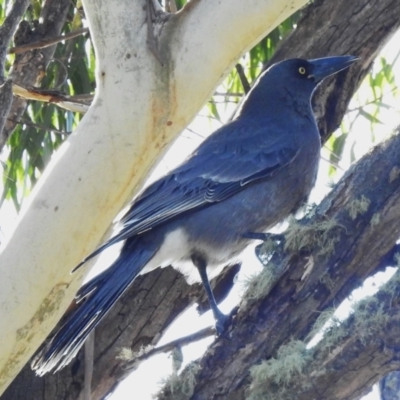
1;25;400;400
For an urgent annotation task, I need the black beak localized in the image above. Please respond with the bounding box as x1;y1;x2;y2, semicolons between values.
309;55;359;83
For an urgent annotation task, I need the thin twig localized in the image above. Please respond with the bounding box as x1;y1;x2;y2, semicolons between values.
9;27;89;54
123;326;215;370
322;145;342;162
235;63;251;94
12;83;92;113
185;127;205;139
8;117;71;135
209;100;240;105
214;92;244;97
347;87;398;112
320;155;344;171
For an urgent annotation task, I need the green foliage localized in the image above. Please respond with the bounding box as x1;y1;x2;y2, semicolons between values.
2;103;67;210
1;1;95;210
173;0;187;11
326;52;400;177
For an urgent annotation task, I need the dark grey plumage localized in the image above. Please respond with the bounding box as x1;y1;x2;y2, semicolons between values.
32;55;357;375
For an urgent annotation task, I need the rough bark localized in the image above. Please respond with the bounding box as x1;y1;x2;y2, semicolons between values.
0;81;14;139
2;264;239;400
0;0;30;77
2;0;400;399
161;127;400;399
244;274;400;400
0;0;31;148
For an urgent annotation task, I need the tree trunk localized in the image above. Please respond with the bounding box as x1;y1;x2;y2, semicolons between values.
161;126;400;399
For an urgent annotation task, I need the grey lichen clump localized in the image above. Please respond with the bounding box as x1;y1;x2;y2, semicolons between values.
370;212;380;226
242;263;278;305
248;340;312;400
117;344;153;362
284;216;343;257
246;266;400;400
346;194;370;220
242;216;342;306
117;347;135;362
158;361;201;400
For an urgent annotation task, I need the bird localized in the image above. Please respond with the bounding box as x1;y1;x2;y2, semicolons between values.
32;55;357;375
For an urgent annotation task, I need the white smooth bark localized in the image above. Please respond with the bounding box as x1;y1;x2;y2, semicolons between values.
0;0;308;393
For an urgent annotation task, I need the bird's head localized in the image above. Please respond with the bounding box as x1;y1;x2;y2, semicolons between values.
270;56;358;91
237;55;358;117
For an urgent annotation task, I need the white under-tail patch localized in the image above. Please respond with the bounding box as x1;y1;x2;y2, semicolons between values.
139;228;244;284
139;228;191;275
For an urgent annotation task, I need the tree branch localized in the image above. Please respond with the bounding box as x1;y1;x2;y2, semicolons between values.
163;127;400;399
8;28;89;54
12;83;91;113
247;271;400;400
122;326;215;373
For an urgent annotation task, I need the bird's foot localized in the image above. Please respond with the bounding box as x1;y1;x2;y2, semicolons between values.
213;307;238;336
214;313;230;336
243;232;286;265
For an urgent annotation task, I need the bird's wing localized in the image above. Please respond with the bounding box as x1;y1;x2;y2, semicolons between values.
74;125;298;268
121;132;298;229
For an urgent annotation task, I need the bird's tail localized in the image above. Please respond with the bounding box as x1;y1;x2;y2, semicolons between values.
31;237;159;375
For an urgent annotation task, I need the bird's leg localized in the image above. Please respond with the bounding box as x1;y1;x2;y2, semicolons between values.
191;254;229;335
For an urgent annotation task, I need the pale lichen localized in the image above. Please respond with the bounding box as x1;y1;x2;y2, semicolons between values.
389;165;400;183
370;212;380;226
248;340;311;400
158;361;201;400
284;217;342;257
242;263;277;305
346;195;370;220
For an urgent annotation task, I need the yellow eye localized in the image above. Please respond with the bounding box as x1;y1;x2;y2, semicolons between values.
298;66;306;75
